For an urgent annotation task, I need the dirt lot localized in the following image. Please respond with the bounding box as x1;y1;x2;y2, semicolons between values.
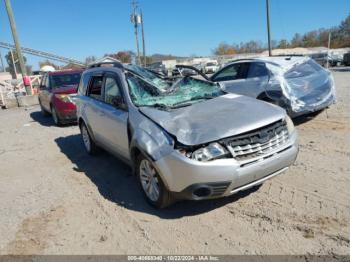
0;69;349;255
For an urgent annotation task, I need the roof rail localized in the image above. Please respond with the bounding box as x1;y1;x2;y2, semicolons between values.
88;61;124;70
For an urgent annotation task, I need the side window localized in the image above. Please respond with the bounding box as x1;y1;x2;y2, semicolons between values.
212;64;243;82
104;76;123;105
78;73;91;95
247;63;269;78
87;76;104;101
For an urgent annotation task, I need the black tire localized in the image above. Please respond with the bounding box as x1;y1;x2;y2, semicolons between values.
80;122;98;155
39;99;50;116
51;105;62;126
136;154;174;208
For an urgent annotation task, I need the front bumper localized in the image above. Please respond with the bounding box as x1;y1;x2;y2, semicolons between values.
56;108;77;123
155;131;298;200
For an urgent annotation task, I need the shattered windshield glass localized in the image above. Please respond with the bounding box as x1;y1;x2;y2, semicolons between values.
126;72;224;109
125;64;169;91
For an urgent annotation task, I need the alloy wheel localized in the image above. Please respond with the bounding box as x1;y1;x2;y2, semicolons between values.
81;125;91;152
139;159;160;202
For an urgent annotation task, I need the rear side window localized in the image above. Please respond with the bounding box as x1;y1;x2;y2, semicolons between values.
285;60;322;79
87;76;104;101
247;63;269;78
212;63;248;82
104;77;123;105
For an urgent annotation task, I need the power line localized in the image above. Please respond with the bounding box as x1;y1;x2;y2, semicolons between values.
0;42;85;66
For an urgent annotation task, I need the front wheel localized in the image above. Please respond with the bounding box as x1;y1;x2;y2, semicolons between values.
39;99;50;116
136;155;174;208
51;106;62;126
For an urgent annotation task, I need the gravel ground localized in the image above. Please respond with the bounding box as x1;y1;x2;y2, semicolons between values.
0;69;349;255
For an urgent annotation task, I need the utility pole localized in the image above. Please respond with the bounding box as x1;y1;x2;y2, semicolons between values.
327;31;331;69
266;0;272;56
140;10;146;66
4;0;32;95
0;50;5;72
131;0;141;65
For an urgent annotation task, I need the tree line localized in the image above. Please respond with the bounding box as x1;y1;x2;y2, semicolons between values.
213;13;350;55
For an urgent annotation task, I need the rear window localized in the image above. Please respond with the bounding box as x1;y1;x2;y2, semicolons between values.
50;72;82;89
284;60;322;79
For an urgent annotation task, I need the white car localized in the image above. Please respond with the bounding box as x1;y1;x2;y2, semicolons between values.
210;56;336;117
203;61;219;74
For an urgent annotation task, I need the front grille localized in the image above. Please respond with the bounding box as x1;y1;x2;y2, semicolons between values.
223;120;289;161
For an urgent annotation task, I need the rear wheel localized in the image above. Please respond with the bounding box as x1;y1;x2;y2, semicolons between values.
136;155;173;208
80;122;98;155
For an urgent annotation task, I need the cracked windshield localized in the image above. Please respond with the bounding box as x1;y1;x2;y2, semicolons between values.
126;66;224;109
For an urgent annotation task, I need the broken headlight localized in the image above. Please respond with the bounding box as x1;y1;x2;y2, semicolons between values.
285;115;295;135
190;143;229;162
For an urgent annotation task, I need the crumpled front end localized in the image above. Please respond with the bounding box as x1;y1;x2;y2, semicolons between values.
154;120;298;200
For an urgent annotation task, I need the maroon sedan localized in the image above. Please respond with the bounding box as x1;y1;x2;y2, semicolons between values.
38;69;83;125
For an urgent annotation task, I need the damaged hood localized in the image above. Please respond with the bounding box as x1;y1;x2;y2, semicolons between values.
140;94;286;145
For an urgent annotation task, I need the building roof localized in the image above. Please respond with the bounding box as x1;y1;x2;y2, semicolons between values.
89;56;121;65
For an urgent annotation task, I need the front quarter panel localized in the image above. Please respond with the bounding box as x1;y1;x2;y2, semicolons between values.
129;108;174;162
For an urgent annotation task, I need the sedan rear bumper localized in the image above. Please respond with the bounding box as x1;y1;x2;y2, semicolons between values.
288;93;335;118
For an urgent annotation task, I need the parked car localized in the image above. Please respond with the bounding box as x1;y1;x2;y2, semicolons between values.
210;56;336;117
38;69;83;125
309;53;342;67
343;52;350;66
203;61;219;74
171;66;197;77
76;62;298;208
309;53;328;67
147;62;168;76
328;53;343;67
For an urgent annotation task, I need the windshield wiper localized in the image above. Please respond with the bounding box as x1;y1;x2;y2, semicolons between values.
171;94;216;108
141;103;172;110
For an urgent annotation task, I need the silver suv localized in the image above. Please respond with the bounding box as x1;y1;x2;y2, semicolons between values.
76;62;298;208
